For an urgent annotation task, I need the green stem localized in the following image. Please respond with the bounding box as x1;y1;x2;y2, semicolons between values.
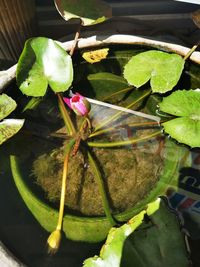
102;86;134;101
56;139;75;231
88;130;161;148
89;120;161;138
87;150;116;226
57;93;76;136
93;89;151;132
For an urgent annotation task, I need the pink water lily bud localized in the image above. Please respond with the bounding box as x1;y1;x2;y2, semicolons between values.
63;93;91;116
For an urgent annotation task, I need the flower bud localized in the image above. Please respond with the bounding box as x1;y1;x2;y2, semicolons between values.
63;93;91;116
47;229;62;254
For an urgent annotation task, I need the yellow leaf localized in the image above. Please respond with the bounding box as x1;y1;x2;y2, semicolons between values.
82;48;109;64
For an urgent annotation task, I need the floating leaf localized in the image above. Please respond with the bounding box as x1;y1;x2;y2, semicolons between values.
124;50;184;93
17;37;73;97
0;94;17;120
54;0;112;26
82;48;109;64
159;89;200;147
0;119;24;145
83;198;189;267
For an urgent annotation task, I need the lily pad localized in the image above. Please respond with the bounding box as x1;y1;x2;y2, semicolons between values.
123;50;184;93
83;198;189;267
0;94;24;145
0;94;17;120
16;37;73;97
54;0;112;26
0;119;24;145
159;89;200;148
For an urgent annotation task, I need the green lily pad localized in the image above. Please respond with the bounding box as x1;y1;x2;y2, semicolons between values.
16;37;73;97
0;119;24;145
159;89;200;148
54;0;112;26
0;94;17;120
123;50;184;93
83;198;189;267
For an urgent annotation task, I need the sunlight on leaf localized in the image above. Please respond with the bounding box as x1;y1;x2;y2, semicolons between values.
159;89;200;147
0;94;17;120
54;0;112;26
124;50;184;93
83;198;189;267
17;37;73;97
0;119;24;145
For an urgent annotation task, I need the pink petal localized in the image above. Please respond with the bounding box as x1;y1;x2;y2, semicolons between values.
63;97;72;109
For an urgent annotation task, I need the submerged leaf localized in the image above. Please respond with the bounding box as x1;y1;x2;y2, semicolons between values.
54;0;112;26
123;50;184;93
159;89;200;147
0;119;24;145
17;37;73;97
0;94;17;120
83;198;189;267
87;72;128;100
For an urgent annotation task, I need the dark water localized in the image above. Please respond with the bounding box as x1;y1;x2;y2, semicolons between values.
0;45;200;266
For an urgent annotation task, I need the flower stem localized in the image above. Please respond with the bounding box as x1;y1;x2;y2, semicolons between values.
57;140;75;230
57;93;76;136
87;150;116;226
87;130;161;148
47;139;75;253
93;89;151;132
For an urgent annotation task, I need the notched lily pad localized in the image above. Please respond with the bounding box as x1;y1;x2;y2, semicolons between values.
159;89;200;148
54;0;112;26
123;50;184;93
83;198;189;267
17;37;73;97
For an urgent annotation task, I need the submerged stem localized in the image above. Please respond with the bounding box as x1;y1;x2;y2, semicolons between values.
93;89;151;132
89;121;161;138
87;150;116;226
57;93;76;136
102;86;134;101
88;130;161;148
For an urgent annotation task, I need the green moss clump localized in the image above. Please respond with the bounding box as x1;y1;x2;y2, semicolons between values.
32;139;163;216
